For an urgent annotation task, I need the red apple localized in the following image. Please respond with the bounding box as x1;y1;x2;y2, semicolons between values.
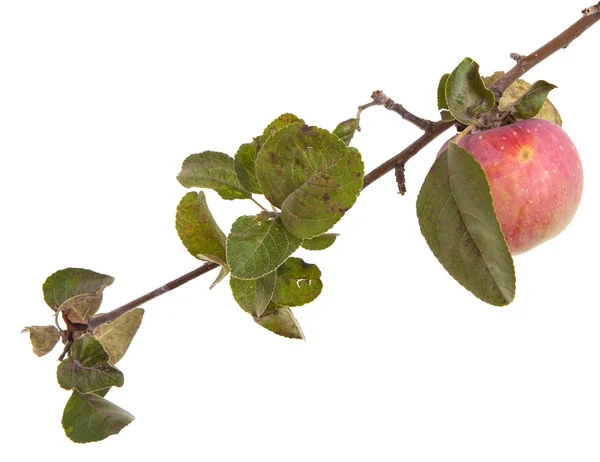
439;118;583;255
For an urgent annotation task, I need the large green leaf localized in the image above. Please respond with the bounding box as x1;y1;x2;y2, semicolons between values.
57;335;124;394
43;268;114;312
416;143;515;306
230;272;276;317
254;302;304;340
227;214;302;279
333;118;360;146
177;151;251;200
446;58;495;125
176;191;227;265
272;257;322;307
93;308;144;365
62;391;134;443
256;123;364;239
301;233;338;251
22;326;62;357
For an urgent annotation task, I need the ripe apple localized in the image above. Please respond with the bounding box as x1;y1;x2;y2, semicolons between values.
439;118;583;255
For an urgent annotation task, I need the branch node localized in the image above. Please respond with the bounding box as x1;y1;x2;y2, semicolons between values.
510;53;525;62
359;90;433;131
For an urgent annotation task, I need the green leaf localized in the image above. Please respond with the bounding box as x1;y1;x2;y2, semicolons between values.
234;138;263;194
233;114;304;195
483;72;562;126
260;113;304;144
57;335;124;394
43;268;114;312
437;73;450;110
22;326;62;357
230;272;276;317
333;118;360;145
446;58;495;125
509;80;557;120
93;308;144;365
272;257;322;307
254;302;304;340
416;143;516;306
176;191;227;265
227;214;302;279
256;123;364;239
177;151;251;200
62;391;134;443
301;233;338;251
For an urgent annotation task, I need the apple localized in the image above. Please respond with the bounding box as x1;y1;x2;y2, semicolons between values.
439;118;583;255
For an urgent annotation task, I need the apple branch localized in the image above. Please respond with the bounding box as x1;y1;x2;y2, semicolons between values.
86;262;219;331
361;6;600;190
82;5;599;336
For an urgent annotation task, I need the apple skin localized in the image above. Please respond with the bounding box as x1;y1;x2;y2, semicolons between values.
439;118;583;255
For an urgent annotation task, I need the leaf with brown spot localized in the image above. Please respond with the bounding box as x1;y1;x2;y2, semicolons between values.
255;124;364;239
59;291;105;324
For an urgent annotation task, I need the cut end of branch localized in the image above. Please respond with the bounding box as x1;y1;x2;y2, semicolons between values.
583;2;600;15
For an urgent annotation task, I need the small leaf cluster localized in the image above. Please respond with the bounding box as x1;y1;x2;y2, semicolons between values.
176;114;363;339
23;268;143;443
438;57;558;129
418;57;561;306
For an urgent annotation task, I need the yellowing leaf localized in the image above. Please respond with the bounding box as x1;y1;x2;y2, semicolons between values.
176;191;227;265
22;325;62;357
94;308;144;365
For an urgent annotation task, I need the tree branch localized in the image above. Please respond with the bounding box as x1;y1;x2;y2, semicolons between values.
359;90;433;130
85;6;600;333
491;11;600;99
362;7;600;190
87;262;219;330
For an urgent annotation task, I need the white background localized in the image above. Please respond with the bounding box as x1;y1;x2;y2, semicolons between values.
2;1;599;460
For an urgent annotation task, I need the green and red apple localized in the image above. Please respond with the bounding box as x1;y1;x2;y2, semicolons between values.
441;119;583;254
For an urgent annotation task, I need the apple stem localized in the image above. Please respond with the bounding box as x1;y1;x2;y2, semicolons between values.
455;124;476;144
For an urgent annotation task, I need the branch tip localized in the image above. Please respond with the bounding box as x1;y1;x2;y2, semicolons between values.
583;2;600;15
